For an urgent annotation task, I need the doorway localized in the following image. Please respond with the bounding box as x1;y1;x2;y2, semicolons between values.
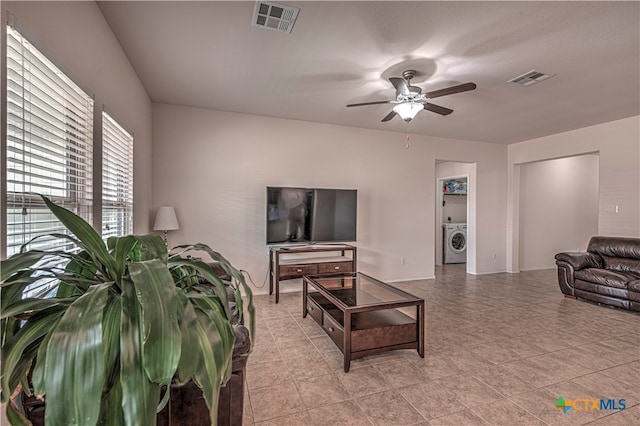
435;161;475;271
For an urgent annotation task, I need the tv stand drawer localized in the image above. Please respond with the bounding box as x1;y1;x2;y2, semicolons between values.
317;261;353;274
279;264;317;278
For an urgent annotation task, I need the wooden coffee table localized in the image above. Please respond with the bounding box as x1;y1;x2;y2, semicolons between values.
303;272;424;372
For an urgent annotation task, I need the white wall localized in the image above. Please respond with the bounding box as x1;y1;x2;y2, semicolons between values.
507;116;640;272
518;154;599;270
152;103;508;294
1;1;153;234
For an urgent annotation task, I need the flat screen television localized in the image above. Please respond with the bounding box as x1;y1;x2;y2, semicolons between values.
266;186;357;244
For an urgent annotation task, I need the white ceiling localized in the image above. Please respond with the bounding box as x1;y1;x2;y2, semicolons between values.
97;1;640;144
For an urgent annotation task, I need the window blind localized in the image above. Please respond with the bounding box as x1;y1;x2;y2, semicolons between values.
102;111;133;239
5;25;94;295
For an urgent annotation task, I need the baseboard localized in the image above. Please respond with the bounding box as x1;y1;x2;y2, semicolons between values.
467;269;507;275
386;275;436;283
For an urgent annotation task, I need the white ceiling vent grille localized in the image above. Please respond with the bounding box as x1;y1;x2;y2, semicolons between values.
508;70;556;86
252;2;299;34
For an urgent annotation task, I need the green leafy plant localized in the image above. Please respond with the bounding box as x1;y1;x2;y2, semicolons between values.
1;195;254;425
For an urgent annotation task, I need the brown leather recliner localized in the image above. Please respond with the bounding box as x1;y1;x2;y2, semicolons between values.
555;236;640;312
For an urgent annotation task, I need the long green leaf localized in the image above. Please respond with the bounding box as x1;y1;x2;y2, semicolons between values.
120;278;161;426
32;318;59;395
192;296;235;383
57;250;98;297
171;243;255;346
41;195;117;279
134;233;168;263
113;236;137;284
44;283;111;426
102;294;122;392
98;374;124;426
129;260;181;385
1;251;51;282
191;308;225;425
174;291;200;384
169;258;232;320
1;307;64;400
0;296;74;319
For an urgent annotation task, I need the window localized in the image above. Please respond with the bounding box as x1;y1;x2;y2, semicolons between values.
5;25;94;295
102;111;133;239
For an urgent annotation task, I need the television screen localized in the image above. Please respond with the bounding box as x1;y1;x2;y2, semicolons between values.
266;187;357;244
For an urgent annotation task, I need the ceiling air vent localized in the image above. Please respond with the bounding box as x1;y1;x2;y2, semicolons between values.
508;70;556;86
252;1;299;34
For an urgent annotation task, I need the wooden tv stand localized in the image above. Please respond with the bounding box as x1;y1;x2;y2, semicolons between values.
269;244;357;303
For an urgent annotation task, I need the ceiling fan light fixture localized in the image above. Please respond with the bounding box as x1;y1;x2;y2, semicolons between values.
393;102;423;122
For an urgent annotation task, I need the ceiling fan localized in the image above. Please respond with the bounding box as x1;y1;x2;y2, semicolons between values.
346;70;477;122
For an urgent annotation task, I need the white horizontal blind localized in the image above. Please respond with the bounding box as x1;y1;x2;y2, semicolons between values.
102;111;133;239
5;25;94;296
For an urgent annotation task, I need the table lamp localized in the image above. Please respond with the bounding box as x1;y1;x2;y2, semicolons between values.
153;206;179;245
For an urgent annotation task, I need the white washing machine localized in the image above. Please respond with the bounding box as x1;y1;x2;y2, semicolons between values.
443;223;467;264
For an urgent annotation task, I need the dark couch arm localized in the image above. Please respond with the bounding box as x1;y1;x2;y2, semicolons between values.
555;252;602;297
555;252;603;270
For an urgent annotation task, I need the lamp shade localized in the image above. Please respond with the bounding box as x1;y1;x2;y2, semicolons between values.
153;206;179;231
393;102;423;122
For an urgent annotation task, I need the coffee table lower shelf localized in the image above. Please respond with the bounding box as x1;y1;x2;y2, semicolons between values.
304;292;424;372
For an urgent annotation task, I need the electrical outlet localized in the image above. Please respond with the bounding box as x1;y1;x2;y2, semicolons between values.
492;252;496;259
400;257;406;265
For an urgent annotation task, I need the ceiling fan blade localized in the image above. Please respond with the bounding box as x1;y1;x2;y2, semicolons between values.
381;110;397;122
423;103;454;116
425;82;477;99
346;100;393;107
389;77;410;95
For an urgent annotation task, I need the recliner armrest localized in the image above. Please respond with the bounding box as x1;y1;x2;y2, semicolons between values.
555;252;603;270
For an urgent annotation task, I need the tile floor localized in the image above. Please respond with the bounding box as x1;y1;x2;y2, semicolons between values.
242;265;640;425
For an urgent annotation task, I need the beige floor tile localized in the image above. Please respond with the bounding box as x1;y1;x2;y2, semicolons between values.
278;339;321;360
501;357;571;388
246;359;291;390
469;398;546;425
409;353;464;380
440;349;495;373
249;380;305;423
356;389;425;425
371;359;429;389
434;375;503;408
599;361;640;388
310;334;340;352
472;364;536;397
254;410;312;425
286;352;335;381
397;381;467;419
427;409;489;425
594;335;640;356
247;342;282;366
337;366;393;398
306;400;371;425
296;373;352;409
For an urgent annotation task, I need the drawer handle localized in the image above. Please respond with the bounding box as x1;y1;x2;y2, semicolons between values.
296;269;303;272
329;327;335;332
334;266;340;270
309;306;314;311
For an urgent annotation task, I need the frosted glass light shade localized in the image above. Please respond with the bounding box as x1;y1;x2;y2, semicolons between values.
153;206;179;231
393;102;423;121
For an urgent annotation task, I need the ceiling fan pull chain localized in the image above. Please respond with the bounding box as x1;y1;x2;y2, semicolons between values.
405;129;411;149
